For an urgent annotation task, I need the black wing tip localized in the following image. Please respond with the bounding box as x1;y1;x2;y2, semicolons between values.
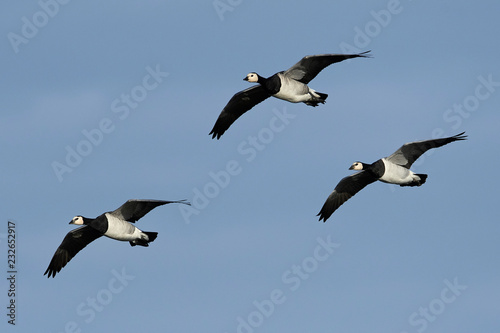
451;131;467;141
44;267;58;278
307;50;372;59
128;199;190;205
316;209;332;223
150;199;191;207
317;214;329;223
209;132;222;140
356;50;372;58
342;50;372;59
44;250;66;278
136;199;192;207
170;199;191;206
209;127;224;140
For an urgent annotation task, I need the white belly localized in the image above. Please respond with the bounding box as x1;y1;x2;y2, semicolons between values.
379;158;415;184
273;74;311;103
103;213;142;241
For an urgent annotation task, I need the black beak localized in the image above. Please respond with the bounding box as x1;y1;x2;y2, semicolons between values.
243;76;249;81
69;220;74;224
348;165;354;170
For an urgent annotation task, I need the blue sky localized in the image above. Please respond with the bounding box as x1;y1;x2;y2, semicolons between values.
1;1;499;332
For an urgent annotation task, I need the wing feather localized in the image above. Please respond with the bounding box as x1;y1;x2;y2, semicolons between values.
386;132;467;168
209;85;271;139
44;226;102;278
110;199;190;223
317;171;377;222
285;51;371;84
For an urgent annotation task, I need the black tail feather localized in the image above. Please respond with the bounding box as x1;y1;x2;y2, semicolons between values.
145;231;158;242
400;174;428;187
305;92;328;106
129;231;158;247
316;92;328;100
417;174;428;185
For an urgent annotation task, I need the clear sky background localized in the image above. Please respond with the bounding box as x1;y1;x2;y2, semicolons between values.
1;1;499;332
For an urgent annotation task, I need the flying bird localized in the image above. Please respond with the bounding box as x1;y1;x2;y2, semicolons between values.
209;51;371;139
44;199;190;278
317;132;467;222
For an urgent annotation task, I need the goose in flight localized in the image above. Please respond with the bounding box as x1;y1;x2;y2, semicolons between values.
317;132;467;222
209;51;371;139
44;199;190;277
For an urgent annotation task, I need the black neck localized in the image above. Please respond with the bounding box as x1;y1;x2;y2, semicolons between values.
365;160;385;178
256;74;267;83
81;217;94;225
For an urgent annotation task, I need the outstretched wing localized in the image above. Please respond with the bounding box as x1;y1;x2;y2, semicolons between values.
284;51;371;84
386;132;467;168
209;85;271;139
110;199;190;223
317;171;378;222
44;226;103;278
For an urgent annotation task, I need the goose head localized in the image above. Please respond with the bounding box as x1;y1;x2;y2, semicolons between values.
69;216;85;225
244;72;259;83
349;162;365;170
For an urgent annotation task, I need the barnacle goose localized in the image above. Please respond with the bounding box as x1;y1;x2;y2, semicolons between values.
209;51;371;139
317;132;467;222
44;199;190;277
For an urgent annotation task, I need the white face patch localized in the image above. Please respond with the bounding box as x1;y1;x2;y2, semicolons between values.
350;162;364;170
246;73;259;83
71;216;84;225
